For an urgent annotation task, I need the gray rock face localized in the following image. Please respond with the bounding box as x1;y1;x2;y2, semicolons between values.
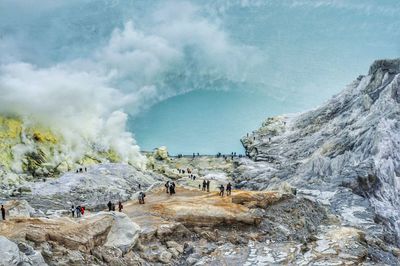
0;236;21;266
102;211;141;254
25;163;162;211
238;59;400;254
0;236;47;266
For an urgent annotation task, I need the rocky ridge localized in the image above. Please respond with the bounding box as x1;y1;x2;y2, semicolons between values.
237;58;400;263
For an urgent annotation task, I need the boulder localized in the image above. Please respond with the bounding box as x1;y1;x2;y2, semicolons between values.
18;242;47;266
154;146;169;161
231;190;289;209
5;200;35;218
158;250;172;264
0;236;21;266
0;237;47;266
102;212;141;254
166;241;184;253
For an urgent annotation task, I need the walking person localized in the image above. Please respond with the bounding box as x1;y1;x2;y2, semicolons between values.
76;206;81;218
226;182;232;196
71;205;75;218
1;205;5;220
138;192;146;204
107;201;112;211
219;185;225;197
118;201;123;212
165;181;170;194
169;182;176;195
202;180;207;191
206;180;210;192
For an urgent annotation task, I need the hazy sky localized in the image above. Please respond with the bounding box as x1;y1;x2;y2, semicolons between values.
1;0;399;154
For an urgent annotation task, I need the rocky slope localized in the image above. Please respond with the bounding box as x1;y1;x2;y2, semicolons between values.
238;59;400;262
0;115;145;190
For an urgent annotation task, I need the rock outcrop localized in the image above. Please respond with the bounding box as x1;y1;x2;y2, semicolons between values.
0;115;146;191
0;236;47;266
25;163;162;211
237;58;400;263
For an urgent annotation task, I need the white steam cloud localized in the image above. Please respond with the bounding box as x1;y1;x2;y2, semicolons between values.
0;1;262;167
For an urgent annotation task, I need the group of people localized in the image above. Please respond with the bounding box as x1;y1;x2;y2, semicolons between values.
165;181;176;195
192;152;200;158
107;201;124;212
201;180;211;192
75;167;87;173
219;182;232;197
216;152;244;160
71;205;85;217
178;168;192;174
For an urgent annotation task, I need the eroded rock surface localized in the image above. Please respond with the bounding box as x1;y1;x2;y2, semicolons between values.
236;58;400;264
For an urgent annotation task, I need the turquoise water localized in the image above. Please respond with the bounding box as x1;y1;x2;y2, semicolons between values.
130;89;305;154
130;1;400;154
1;0;400;155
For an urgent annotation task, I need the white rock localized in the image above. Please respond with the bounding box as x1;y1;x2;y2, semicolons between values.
159;250;173;264
102;212;141;254
0;236;21;266
7;200;35;218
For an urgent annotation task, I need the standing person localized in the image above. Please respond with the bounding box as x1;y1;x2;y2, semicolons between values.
226;182;232;196
1;205;5;220
118;201;123;212
206;180;210;192
107;201;112;211
138;184;141;190
198;184;201;189
170;182;176;195
112;203;116;211
81;206;85;216
76;206;81;218
138;192;146;204
219;185;225;197
202;180;207;191
71;205;75;218
165;181;170;194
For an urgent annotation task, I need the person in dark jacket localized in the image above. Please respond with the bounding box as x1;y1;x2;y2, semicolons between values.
226;182;232;196
219;185;225;197
206;180;210;192
1;205;5;220
202;180;207;191
107;201;112;211
76;206;81;217
138;192;146;204
118;201;123;212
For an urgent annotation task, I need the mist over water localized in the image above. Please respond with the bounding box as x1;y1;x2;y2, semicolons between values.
1;0;399;157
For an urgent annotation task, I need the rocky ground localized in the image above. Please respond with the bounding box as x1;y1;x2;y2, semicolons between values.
3;179;392;266
1;152;399;265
